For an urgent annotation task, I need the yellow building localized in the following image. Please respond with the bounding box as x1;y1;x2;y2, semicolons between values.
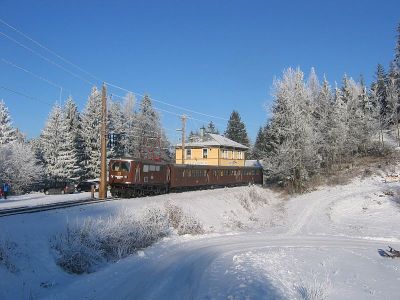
175;133;248;166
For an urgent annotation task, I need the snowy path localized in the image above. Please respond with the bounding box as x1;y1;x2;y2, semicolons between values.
47;234;400;300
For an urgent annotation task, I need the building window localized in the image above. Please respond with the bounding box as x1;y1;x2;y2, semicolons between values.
203;148;208;159
186;149;192;159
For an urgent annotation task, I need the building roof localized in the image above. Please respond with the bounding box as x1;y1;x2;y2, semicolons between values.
176;133;249;150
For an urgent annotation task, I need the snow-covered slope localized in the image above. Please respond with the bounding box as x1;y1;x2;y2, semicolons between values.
1;176;399;299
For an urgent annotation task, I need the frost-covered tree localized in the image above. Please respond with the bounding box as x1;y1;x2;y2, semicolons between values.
81;87;102;179
59;97;83;180
108;98;126;158
0;142;43;194
41;104;65;179
135;95;170;161
386;75;400;145
372;64;388;123
224;110;250;147
265;68;319;189
0;100;17;145
121;92;137;157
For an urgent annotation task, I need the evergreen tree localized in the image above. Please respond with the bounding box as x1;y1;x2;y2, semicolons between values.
41;104;65;179
81;86;102;179
59;97;82;180
264;68;319;190
372;64;388;123
121;92;137;157
0;99;17;145
135;95;170;161
224;110;250;147
108;98;125;158
252;126;267;160
206;121;219;134
0;142;43;194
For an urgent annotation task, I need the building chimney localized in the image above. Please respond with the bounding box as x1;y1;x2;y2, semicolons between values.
200;126;205;140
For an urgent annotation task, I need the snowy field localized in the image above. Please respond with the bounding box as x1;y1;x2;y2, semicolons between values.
1;175;400;299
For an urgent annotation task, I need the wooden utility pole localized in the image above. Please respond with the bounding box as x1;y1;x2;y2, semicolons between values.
99;83;108;199
181;114;186;164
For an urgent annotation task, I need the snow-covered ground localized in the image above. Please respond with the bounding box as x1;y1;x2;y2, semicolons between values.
1;175;400;299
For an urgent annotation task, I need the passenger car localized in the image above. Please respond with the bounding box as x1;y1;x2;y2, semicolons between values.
76;181;99;192
43;181;76;195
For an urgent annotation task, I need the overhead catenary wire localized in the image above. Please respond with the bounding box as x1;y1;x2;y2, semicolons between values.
0;31;95;86
1;58;87;104
0;85;53;106
0;18;259;133
0;17;101;84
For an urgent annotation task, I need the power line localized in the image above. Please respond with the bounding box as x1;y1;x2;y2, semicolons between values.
106;81;229;121
0;85;53;106
0;17;101;83
0;31;95;86
0;18;260;132
1;58;87;103
1;58;63;90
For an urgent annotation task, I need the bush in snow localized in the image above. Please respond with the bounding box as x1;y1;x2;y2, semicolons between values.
295;274;331;300
51;220;104;274
237;186;269;212
165;203;204;235
51;208;170;274
0;238;18;273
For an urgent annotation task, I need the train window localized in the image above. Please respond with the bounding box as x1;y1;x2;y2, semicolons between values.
143;165;149;172
187;170;191;177
111;162;120;171
120;162;130;172
149;165;156;172
156;166;160;172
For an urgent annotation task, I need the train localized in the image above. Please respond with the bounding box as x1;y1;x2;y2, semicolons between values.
108;158;263;198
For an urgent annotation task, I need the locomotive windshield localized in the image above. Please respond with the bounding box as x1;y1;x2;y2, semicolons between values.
111;161;131;172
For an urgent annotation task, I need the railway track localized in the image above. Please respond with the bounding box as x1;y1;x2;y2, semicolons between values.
0;197;117;217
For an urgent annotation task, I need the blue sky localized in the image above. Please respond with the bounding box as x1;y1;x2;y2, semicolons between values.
0;0;399;143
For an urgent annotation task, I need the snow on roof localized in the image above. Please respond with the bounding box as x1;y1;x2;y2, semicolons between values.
176;133;249;150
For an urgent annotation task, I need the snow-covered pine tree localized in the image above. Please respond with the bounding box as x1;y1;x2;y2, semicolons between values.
372;64;388;125
121;92;137;157
313;76;333;168
264;68;319;190
81;87;102;179
224;110;250;147
108;98;125;158
41;104;65;180
0;100;17;145
59;97;83;180
342;76;365;156
0;142;43;194
386;73;400;145
135;95;170;161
